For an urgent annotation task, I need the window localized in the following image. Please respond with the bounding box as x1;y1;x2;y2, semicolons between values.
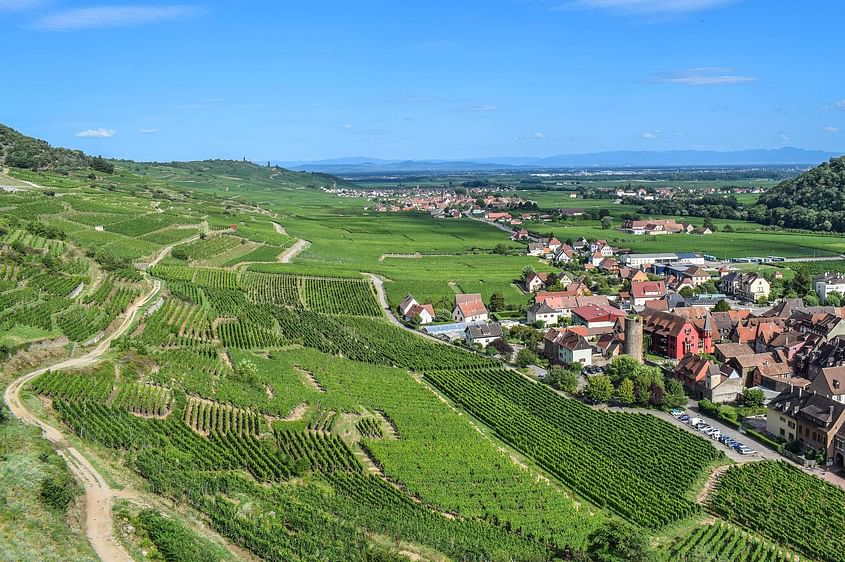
780;428;785;437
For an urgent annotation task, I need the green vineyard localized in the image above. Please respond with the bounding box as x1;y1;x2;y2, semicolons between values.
425;367;722;529
661;523;799;562
711;461;845;562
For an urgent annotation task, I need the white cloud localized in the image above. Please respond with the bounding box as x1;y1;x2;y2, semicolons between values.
533;132;547;140
341;124;353;129
138;128;159;134
0;0;46;10
463;104;498;112
417;39;457;49
75;128;115;138
642;67;755;86
640;130;660;139
822;126;840;134
779;133;790;142
33;5;202;30
566;0;736;15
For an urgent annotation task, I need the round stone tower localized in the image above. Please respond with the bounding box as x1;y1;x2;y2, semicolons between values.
624;316;644;364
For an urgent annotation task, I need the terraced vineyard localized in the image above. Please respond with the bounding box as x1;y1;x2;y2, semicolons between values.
1;149;818;562
661;523;800;562
426;367;722;529
711;461;845;562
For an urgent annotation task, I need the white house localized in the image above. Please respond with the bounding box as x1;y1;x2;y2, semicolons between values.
452;294;489;323
814;273;845;303
556;330;593;365
465;322;503;348
527;302;560;327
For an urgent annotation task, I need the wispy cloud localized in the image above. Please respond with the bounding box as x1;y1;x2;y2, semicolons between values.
33;5;202;30
138;128;159;134
75;128;115;138
779;133;790;142
641;67;755;86
640;130;660;139
822;126;840;134
564;0;736;15
417;39;457;49
823;99;845;111
340;124;353;129
533;132;546;140
0;0;46;11
462;104;498;112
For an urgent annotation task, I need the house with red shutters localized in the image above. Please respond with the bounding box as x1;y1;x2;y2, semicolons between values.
640;308;714;360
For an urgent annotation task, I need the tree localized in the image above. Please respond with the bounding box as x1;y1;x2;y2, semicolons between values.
679;286;695;298
521;265;536;281
587;520;654;562
664;378;687;409
803;292;820;307
600;216;613;230
515;348;538;367
493;243;508;255
743;387;765;408
723;224;735;233
606;355;640;385
703;217;715;231
491;338;514;356
560;367;580;393
713;299;731;312
489;292;506;312
585;375;613;403
633;366;664;406
616;378;635;405
826;291;842;307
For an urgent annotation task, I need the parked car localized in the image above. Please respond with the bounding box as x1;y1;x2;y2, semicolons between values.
679;415;690;422
670;408;685;418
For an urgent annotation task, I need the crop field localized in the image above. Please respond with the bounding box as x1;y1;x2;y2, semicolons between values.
711;461;845;562
2;159;819;561
660;523;799;562
426;368;721;529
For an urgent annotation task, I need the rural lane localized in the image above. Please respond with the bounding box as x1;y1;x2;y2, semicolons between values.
279;239;310;263
3;236;193;562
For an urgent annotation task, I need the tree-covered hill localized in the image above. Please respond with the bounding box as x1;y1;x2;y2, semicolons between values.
0;124;110;171
756;156;845;231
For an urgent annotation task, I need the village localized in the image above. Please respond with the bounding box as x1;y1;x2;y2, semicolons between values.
394;219;845;474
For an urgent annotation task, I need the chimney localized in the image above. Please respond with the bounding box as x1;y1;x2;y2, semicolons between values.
830;405;835;420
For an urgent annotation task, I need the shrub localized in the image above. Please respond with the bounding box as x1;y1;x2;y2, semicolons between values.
39;473;81;512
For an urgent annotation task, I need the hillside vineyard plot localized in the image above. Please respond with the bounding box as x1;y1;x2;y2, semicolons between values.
660;523;799;562
150;266;383;317
711;461;845;562
426;367;722;529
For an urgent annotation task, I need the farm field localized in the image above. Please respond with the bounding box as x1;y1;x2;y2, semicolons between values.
0;156;831;561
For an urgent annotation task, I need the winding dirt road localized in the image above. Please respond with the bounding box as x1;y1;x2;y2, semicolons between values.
3;237;190;561
279;239;310;263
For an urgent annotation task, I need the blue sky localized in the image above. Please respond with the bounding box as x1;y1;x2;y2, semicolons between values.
2;0;844;161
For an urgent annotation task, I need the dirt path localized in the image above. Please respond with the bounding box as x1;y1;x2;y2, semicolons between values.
696;464;731;504
271;221;287;235
4;280;159;561
278;239;310;263
3;234;194;561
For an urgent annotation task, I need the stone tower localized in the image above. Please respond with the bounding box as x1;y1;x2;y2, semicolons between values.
624;316;644;364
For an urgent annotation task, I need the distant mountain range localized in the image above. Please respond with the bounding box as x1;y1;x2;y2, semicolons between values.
275;148;841;174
